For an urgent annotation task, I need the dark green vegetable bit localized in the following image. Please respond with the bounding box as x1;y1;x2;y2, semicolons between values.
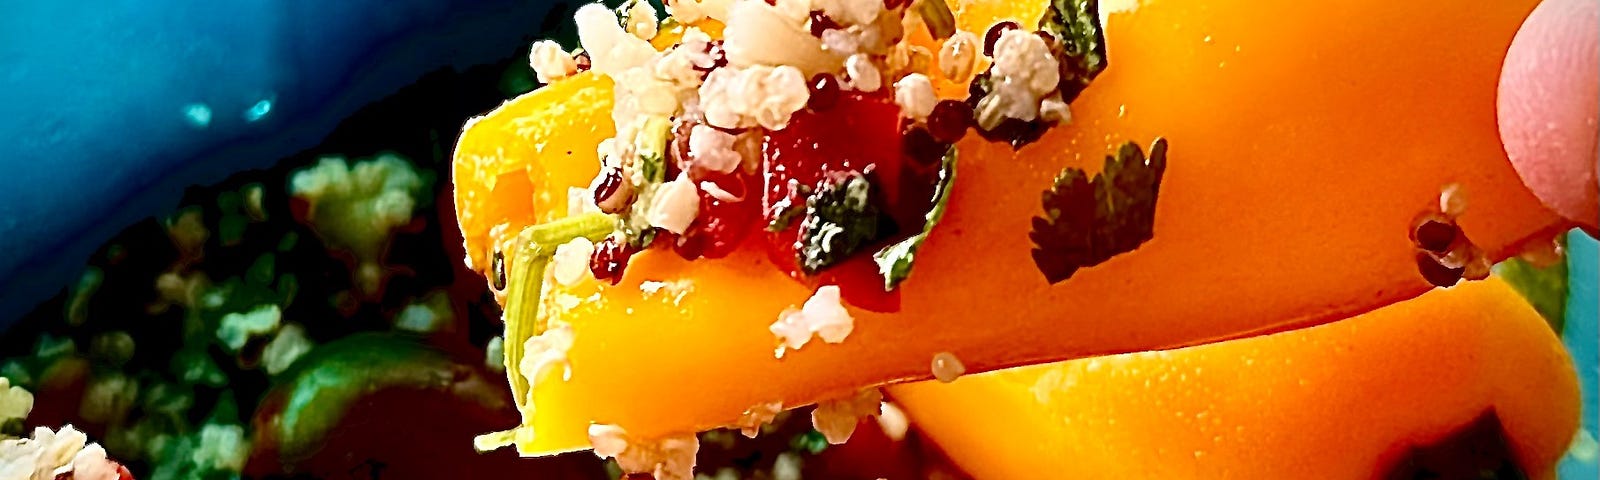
1030;138;1168;284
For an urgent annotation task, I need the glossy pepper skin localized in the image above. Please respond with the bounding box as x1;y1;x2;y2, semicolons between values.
891;278;1579;480
451;0;1563;454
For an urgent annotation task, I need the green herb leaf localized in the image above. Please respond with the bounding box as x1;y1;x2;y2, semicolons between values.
797;172;888;274
1038;0;1108;103
1493;252;1568;333
635;116;672;184
874;146;958;290
1030;138;1168;284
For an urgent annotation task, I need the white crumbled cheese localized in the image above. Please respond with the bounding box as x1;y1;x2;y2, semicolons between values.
688;125;742;175
875;401;909;441
67;443;116;480
820;29;862;56
667;0;706;23
931;351;966;383
992;30;1060;96
647;173;702;234
568;187;595;217
975;29;1062;129
734;401;784;438
723;1;843;76
0;425;115;480
518;323;576;405
588;425;700;480
811;388;882;444
699;65;810;130
893;73;937;120
845;54;882;92
1039;93;1071;123
529;40;579;84
0;378;33;426
938;30;979;82
576;4;658;79
625;0;660;40
815;0;882;26
769;285;854;358
551;237;597;286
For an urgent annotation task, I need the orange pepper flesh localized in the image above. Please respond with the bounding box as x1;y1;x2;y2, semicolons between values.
890;278;1579;479
451;0;1563;453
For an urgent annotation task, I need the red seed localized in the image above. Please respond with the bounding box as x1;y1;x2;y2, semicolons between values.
698;40;728;72
984;21;1020;57
808;74;841;111
592;168;624;204
1413;219;1458;254
574;53;592;72
589;237;637;285
926;100;972;143
808;11;841;37
1415;251;1464;288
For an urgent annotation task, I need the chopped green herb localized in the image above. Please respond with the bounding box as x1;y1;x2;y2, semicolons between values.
1493;252;1568;332
874;146;958;290
635;116;672;184
766;185;812;233
915;0;957;39
1038;0;1108;103
1030;138;1168;284
797;172;888;274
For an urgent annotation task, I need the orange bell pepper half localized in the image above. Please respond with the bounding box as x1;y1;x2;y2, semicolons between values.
890;278;1579;479
451;0;1566;454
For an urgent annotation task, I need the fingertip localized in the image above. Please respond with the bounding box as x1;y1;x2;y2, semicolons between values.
1497;0;1599;230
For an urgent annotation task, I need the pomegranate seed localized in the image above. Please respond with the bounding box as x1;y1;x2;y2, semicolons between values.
674;232;707;260
926;100;972;143
574;53;592;72
1413;219;1458;254
1415;251;1464;288
808;11;841;37
983;21;1019;57
902;126;947;170
808;74;841;111
699;40;728;72
592;168;624;204
588;237;637;285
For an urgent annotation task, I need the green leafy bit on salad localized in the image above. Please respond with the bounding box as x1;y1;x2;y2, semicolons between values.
1493;252;1568;332
874;146;958;291
1030;138;1168;284
797;172;889;274
1039;0;1109;103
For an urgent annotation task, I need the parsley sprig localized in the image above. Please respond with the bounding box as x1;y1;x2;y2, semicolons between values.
1029;138;1168;284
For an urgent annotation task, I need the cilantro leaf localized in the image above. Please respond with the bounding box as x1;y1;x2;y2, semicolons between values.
1038;0;1108;103
797;172;888;274
874;146;958;291
1030;138;1168;284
